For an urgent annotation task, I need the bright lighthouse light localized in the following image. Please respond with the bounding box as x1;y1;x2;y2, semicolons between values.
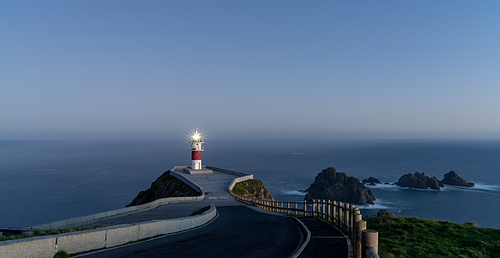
192;133;200;140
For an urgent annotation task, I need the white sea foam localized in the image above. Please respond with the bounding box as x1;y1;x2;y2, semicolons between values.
441;183;500;192
365;182;399;189
470;183;500;191
281;190;306;196
357;200;393;210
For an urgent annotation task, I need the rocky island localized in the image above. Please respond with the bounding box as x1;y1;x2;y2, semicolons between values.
395;171;475;190
397;172;444;190
305;167;375;205
442;171;475;187
362;177;381;185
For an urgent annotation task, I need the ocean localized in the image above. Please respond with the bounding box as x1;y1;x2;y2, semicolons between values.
1;139;499;229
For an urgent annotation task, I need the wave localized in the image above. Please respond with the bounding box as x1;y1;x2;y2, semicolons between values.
467;183;500;191
441;183;500;192
281;190;306;196
357;200;394;210
365;183;399;189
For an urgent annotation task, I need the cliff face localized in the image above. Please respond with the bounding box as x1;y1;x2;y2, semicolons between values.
126;171;201;207
305;167;375;205
232;179;274;201
397;172;444;190
442;171;475;187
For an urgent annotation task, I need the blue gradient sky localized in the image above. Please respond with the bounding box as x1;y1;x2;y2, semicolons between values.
2;1;499;140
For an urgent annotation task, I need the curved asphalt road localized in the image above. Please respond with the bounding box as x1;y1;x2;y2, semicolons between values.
75;206;303;258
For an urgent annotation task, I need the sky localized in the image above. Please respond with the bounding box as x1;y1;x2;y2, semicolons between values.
1;1;500;140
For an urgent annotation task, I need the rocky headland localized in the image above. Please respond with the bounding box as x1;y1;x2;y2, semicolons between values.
305;167;375;205
232;179;274;200
126;171;201;207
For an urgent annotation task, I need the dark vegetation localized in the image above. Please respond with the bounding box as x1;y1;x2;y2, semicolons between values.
191;206;211;216
127;171;200;206
53;251;69;258
0;226;104;242
232;179;274;200
366;216;500;258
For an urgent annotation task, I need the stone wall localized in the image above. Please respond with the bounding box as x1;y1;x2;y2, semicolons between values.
0;204;216;258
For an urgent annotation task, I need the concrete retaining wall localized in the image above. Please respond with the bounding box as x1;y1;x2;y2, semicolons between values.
206;166;252;177
228;175;255;191
0;236;55;258
32;186;205;231
0;204;217;258
170;168;205;193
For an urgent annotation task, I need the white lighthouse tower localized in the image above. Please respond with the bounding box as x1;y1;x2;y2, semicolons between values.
185;130;213;174
189;130;204;170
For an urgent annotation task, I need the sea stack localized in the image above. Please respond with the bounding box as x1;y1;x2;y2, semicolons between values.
397;172;443;190
305;167;375;205
442;171;475;187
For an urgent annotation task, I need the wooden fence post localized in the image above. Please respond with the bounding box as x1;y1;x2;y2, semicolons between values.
295;202;298;215
350;205;357;237
332;201;337;222
355;219;366;258
312;199;316;217
304;200;307;216
327;200;331;222
337;202;343;229
321;199;327;220
344;203;350;231
362;230;378;258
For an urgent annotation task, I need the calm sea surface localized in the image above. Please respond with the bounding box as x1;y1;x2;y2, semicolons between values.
1;139;499;228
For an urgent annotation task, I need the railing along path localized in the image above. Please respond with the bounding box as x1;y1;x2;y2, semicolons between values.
229;191;380;258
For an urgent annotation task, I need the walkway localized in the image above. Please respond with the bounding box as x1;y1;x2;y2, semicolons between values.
85;170;241;227
179;170;241;206
297;216;349;258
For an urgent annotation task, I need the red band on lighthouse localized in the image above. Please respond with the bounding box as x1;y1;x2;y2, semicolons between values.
192;151;202;160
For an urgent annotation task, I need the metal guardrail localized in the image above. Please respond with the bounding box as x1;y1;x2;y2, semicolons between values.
229;192;380;258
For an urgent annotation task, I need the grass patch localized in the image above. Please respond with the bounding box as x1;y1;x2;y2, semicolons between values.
53;250;69;258
366;216;500;258
191;206;211;216
0;226;105;242
232;179;274;200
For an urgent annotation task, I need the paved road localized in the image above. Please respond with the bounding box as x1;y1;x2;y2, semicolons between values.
75;206;303;258
84;202;212;227
297;217;348;258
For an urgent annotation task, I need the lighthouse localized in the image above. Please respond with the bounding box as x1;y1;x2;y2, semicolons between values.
189;130;204;170
184;130;212;174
